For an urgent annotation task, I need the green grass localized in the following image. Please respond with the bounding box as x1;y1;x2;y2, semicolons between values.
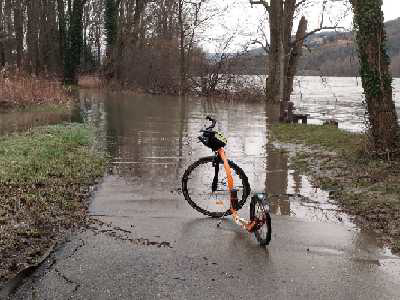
0;123;107;280
0;124;105;183
270;124;366;155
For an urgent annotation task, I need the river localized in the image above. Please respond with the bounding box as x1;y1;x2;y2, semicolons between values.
291;76;400;131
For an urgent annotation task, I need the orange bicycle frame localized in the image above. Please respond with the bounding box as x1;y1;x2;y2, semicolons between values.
217;148;256;232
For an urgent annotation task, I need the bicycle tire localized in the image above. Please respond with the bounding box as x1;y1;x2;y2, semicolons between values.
250;194;272;246
182;156;250;218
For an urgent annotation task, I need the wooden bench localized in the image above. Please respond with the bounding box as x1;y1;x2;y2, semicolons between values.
292;113;309;124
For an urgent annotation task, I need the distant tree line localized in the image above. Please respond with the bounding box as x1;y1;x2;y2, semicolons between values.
228;41;400;77
231;17;400;78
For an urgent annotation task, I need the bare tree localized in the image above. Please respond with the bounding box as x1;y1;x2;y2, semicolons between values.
0;0;6;67
250;0;343;121
27;0;40;74
178;0;209;95
13;0;22;68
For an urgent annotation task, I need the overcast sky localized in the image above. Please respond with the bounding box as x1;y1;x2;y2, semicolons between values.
199;0;399;52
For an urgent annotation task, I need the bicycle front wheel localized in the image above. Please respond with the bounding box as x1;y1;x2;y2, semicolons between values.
182;156;250;218
250;194;272;246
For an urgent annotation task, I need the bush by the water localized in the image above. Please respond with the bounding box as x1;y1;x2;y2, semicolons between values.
0;71;72;109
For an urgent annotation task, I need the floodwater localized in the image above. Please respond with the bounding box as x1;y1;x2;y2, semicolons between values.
239;76;400;131
77;85;394;244
0;77;398;236
6;77;400;298
0;109;79;135
291;76;400;131
78;89;348;225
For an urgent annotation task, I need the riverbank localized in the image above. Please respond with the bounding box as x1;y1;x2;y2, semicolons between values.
0;73;72;111
0;124;107;282
78;75;265;102
270;124;400;253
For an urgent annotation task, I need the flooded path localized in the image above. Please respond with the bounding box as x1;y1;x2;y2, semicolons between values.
9;87;400;299
0;108;79;135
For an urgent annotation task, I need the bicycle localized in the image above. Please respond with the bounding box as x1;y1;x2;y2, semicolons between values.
182;116;272;246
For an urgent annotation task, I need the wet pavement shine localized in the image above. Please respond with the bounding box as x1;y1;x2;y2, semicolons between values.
8;89;400;299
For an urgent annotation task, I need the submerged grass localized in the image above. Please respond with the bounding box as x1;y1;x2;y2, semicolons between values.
270;124;400;252
271;124;366;155
0;124;107;281
12;102;72;114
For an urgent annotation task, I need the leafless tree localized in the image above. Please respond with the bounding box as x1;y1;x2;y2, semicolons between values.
249;0;345;121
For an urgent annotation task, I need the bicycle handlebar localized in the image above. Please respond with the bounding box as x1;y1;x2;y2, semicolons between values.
205;116;216;131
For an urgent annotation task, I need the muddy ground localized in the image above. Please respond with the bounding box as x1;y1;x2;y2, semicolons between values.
271;138;400;253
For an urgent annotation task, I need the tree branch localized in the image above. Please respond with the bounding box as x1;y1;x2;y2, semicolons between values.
290;26;344;47
249;0;270;12
250;39;269;54
295;0;309;9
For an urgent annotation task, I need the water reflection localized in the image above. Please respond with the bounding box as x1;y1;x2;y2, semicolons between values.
265;147;290;216
0;110;75;135
78;88;399;260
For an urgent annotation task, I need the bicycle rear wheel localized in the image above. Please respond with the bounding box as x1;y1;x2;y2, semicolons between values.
250;194;272;246
182;156;250;218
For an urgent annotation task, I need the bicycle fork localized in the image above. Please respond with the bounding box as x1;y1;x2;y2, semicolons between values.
217;148;257;232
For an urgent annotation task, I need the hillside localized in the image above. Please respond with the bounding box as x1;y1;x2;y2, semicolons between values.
224;17;400;77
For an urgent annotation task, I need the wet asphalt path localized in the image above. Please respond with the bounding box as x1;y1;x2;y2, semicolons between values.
9;92;400;299
11;174;400;299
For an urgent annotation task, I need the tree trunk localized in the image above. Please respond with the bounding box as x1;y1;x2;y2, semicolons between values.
266;0;282;103
263;0;306;122
13;0;23;69
0;0;5;67
47;0;60;73
27;0;40;74
64;0;85;84
104;0;117;59
39;0;50;73
284;16;307;103
4;0;12;65
351;0;399;155
266;0;298;105
281;0;296;101
132;0;145;46
57;0;67;72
